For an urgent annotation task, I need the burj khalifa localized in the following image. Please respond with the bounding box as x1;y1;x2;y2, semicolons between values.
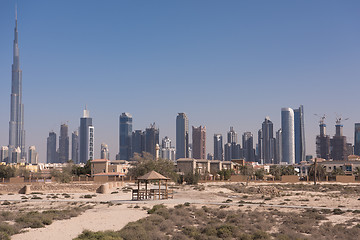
8;8;25;163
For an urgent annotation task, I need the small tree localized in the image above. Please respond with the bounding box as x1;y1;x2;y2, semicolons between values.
255;169;265;180
239;165;254;186
184;171;200;185
0;165;16;179
127;152;178;182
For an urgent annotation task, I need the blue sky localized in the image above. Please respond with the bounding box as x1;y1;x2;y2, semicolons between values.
1;0;360;162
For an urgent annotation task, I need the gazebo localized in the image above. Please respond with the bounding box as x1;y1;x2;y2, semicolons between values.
132;170;173;200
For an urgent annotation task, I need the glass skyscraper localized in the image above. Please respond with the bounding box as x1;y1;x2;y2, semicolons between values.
354;123;360;156
294;105;305;163
281;108;295;164
213;134;223;161
119;113;132;160
176;113;189;159
79;108;94;163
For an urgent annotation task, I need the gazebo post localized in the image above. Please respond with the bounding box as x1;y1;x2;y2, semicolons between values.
165;180;168;199
159;180;161;200
145;180;148;199
137;180;140;200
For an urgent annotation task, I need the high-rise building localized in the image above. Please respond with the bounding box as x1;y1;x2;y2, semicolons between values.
226;127;241;160
28;146;38;164
161;136;176;161
331;121;348;160
8;7;25;162
294;105;306;163
224;143;232;161
132;130;145;157
79;108;94;163
144;123;159;158
354;123;360;156
262;117;275;164
213;134;223;161
71;130;79;163
12;147;21;163
256;129;263;163
58;124;69;163
176;113;189;159
119;113;132;160
316;119;330;159
242;132;255;162
192;126;206;159
281;108;295;164
47;131;57;163
100;143;110;160
275;129;282;164
0;146;9;163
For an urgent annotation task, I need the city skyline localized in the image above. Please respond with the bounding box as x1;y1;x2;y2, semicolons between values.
1;1;360;162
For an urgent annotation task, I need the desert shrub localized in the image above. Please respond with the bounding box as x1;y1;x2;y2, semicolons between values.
147;204;166;214
74;230;123;240
184;172;200;185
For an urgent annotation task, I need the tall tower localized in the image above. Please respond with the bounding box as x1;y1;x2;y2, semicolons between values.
71;130;79;163
281;108;295;164
192;126;206;159
213;134;223;161
242;132;255;162
294;105;306;163
176;113;189;159
58;124;69;163
119;113;132;160
100;143;110;160
145;123;159;158
262;117;275;164
354;123;360;156
47;131;57;163
9;6;26;162
316;117;330;160
79;108;94;163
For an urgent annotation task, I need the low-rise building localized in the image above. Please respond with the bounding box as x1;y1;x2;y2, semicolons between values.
176;158;237;175
90;159;130;177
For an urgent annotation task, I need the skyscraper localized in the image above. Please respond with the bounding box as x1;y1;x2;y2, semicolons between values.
294;105;306;163
132;130;145;157
213;134;223;161
281;108;295;164
28;146;38;164
242;132;255;162
354;123;360;156
161;136;176;161
71;130;79;163
79;108;94;163
316;118;330;160
226;127;241;160
176;113;189;159
275;129;282;164
58;124;69;163
100;143;110;160
256;129;263;163
262;117;275;164
8;7;25;162
192;126;206;159
47;131;57;163
0;146;9;163
145;123;159;158
330;120;348;160
119;113;132;160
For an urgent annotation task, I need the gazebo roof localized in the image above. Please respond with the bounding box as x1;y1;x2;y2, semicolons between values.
137;170;170;180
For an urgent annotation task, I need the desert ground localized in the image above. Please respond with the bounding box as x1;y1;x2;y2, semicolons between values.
0;181;359;239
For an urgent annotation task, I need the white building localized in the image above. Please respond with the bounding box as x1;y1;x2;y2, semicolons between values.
281;108;295;164
28;146;38;164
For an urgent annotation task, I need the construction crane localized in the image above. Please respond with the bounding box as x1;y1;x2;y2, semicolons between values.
314;114;326;125
335;113;349;125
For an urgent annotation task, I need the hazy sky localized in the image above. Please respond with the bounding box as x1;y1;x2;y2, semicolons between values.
1;0;360;162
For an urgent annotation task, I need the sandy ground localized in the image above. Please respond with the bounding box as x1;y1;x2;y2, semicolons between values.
3;181;360;239
11;204;147;240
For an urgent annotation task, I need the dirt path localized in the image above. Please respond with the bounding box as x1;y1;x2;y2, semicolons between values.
11;204;147;240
